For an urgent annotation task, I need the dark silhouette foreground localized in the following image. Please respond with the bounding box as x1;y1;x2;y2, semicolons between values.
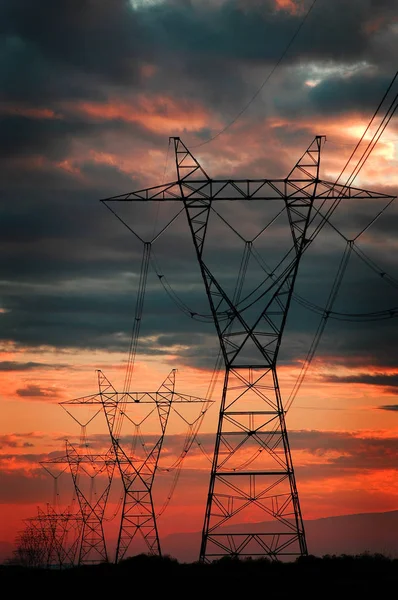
2;552;397;595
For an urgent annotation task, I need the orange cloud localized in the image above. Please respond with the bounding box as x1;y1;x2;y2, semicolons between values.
274;0;302;14
64;95;221;135
140;63;157;78
362;16;388;35
0;103;59;120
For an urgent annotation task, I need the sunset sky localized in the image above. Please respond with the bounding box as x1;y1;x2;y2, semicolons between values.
1;0;398;560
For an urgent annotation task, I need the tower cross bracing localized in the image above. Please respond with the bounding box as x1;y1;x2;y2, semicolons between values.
102;136;394;562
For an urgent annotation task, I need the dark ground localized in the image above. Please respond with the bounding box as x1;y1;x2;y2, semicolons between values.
1;553;398;597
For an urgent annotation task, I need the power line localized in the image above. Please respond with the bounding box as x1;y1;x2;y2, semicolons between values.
190;0;319;148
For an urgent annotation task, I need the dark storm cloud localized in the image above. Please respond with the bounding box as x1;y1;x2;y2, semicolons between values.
311;320;398;368
307;72;397;115
0;0;147;94
0;0;397;367
0;453;48;464
276;69;398;120
0;115;93;159
0;282;218;356
0;361;68;371
0;434;36;449
379;404;398;411
1;0;396;117
1;184;397;367
279;316;398;369
0;470;51;503
0;112;162;164
325;373;398;387
291;429;398;477
16;384;62;399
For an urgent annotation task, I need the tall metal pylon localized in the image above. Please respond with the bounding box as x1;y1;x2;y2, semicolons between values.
41;427;114;565
98;369;208;563
174;137;319;561
61;369;210;563
100;369;175;561
102;136;394;562
65;441;116;564
24;505;80;568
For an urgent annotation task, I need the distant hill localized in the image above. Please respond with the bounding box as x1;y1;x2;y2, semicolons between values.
161;510;398;563
3;510;398;565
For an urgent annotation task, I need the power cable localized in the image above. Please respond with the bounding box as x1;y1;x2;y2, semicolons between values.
285;241;353;413
309;72;398;243
190;0;319;148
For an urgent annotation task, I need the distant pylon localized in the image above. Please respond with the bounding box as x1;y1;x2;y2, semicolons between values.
98;369;207;563
61;369;209;563
65;440;116;564
25;505;80;568
101;135;394;562
100;369;175;561
40;439;114;566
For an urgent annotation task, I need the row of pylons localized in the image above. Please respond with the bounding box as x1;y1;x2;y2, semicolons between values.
14;136;392;567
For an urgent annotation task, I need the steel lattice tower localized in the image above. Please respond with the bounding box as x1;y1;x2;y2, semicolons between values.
41;442;114;566
59;372;120;565
25;505;80;568
100;370;174;561
102;136;393;562
65;441;115;564
63;369;209;562
97;369;208;563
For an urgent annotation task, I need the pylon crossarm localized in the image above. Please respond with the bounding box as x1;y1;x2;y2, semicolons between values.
316;179;394;200
103;178;395;203
60;393;101;405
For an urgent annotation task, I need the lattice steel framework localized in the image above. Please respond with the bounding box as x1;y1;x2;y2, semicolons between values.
62;370;209;562
65;441;115;564
22;505;80;568
41;439;113;566
58;373;118;565
98;369;207;563
102;136;394;562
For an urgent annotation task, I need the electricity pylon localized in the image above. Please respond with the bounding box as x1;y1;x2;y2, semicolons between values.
65;441;116;564
102;136;394;562
23;505;80;568
62;369;209;563
99;370;175;562
40;440;114;566
97;369;208;563
59;375;120;565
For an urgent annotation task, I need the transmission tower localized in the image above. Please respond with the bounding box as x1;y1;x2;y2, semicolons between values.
61;369;209;562
97;369;209;563
41;438;115;566
23;505;80;568
58;375;120;565
102;135;394;562
65;441;116;564
41;441;111;566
